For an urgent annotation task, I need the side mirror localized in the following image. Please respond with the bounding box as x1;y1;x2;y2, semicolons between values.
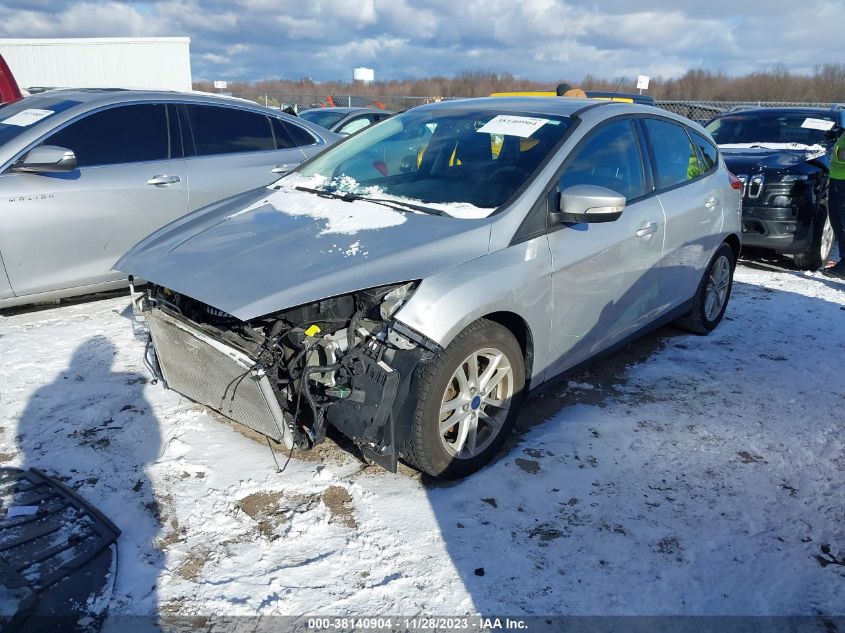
12;145;77;173
552;184;626;224
837;110;845;130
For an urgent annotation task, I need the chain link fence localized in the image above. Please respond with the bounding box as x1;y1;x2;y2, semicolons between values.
230;93;837;124
654;100;836;124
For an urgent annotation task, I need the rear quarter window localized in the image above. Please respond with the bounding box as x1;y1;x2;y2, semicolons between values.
281;119;318;146
690;130;719;173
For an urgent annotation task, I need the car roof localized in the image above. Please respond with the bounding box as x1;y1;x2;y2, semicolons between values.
415;96;679;120
11;87;275;110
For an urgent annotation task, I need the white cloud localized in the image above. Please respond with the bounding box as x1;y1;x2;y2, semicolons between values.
1;0;844;84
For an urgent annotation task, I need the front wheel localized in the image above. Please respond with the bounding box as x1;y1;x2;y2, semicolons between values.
403;319;525;479
793;204;833;270
676;242;735;335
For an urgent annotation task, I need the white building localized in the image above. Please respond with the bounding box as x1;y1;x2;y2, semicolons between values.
0;37;192;92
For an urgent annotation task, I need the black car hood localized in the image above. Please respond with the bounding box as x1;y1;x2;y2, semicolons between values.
719;146;830;172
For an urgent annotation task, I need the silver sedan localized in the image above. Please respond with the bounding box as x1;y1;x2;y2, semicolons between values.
0;90;338;308
118;97;742;478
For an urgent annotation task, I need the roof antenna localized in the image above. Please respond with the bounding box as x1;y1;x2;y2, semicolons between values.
613;76;625;93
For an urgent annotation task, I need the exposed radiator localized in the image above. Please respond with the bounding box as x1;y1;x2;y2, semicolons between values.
146;307;294;449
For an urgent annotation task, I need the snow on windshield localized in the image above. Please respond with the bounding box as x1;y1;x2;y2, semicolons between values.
228;174;407;235
264;173;495;220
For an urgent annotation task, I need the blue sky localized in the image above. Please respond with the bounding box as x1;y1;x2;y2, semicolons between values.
1;0;842;83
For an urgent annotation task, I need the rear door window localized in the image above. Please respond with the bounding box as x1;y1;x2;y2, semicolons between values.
42;103;171;167
644;118;702;189
186;105;275;156
558;118;647;201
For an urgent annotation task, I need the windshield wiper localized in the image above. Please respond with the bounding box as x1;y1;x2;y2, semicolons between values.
295;185;446;217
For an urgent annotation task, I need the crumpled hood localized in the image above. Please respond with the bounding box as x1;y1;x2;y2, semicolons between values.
115;186;492;321
720;146;830;172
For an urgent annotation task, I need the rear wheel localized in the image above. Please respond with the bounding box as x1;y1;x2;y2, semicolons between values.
403;319;525;479
676;242;735;335
794;204;833;270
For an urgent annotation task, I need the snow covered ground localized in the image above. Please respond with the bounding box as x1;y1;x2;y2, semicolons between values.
1;259;844;620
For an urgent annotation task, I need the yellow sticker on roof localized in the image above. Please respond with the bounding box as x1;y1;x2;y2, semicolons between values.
477;115;550;138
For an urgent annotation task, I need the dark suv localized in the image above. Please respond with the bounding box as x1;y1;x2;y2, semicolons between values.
706;107;845;269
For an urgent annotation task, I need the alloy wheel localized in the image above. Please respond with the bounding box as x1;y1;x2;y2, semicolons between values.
438;347;514;459
704;255;731;321
821;214;834;264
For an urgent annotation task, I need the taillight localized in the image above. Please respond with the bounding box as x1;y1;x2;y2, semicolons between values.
728;172;743;191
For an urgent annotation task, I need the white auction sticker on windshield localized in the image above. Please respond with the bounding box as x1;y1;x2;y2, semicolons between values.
477;115;550;138
801;117;835;131
1;108;55;127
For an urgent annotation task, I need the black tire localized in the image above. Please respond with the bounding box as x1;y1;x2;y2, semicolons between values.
402;319;525;479
675;242;735;335
794;203;833;271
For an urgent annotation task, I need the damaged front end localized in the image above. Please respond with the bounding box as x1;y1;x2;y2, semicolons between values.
139;282;436;472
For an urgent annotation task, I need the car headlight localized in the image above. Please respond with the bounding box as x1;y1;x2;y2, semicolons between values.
380;281;418;319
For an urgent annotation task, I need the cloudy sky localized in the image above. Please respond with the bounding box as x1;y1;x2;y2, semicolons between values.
1;0;843;83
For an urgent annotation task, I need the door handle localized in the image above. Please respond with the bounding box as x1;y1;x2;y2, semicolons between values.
271;163;299;174
704;196;719;209
146;175;181;186
636;221;658;237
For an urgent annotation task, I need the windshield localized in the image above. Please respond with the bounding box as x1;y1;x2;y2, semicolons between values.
706;111;835;147
299;109;347;130
294;107;572;215
0;95;81;147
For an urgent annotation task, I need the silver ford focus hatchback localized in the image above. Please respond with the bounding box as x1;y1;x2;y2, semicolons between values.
117;97;742;478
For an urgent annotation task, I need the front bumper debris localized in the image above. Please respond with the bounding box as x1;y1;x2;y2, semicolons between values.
0;468;120;631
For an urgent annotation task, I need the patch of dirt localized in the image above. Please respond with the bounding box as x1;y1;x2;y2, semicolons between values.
656;536;684;559
144;492;173;524
159;600;183;615
529;523;565;543
523;448;554;458
737;450;766;464
515;458;540;474
237;490;320;538
0;451;18;463
177;547;209;582
238;491;284;519
156;517;186;550
322;486;357;529
223;416;365;469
